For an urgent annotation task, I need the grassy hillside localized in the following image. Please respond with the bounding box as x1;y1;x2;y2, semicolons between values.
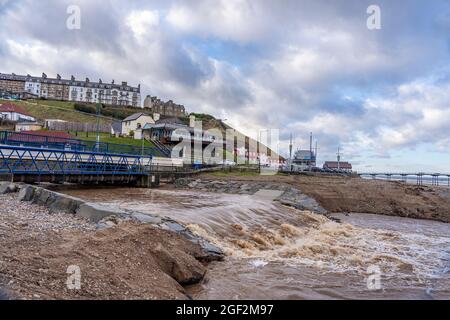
73;103;146;121
71;131;156;148
189;113;228;133
0;99;113;125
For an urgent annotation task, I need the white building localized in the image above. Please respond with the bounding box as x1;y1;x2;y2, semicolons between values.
0;72;141;107
0;103;36;122
24;79;41;96
68;79;141;107
15;122;43;132
121;113;155;137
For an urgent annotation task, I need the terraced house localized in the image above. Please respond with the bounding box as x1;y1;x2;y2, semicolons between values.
0;72;141;107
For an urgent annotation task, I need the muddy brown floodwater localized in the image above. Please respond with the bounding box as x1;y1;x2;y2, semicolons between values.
61;187;450;300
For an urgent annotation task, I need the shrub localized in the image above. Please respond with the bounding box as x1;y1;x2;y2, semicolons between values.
74;103;141;120
74;103;97;114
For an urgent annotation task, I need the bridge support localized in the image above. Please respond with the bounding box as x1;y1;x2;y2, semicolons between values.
5;173;151;187
137;174;160;188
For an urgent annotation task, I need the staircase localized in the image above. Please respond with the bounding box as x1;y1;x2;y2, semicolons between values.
148;138;172;157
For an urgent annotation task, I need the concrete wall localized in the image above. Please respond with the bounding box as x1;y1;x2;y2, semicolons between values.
0;181;224;260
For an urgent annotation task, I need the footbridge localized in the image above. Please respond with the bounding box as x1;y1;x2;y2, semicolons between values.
0;131;186;187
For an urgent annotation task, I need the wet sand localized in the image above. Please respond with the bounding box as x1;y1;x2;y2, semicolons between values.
199;173;450;223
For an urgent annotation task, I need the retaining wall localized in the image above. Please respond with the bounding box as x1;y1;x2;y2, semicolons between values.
0;181;223;261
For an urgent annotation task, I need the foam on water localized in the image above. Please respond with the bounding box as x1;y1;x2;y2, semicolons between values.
186;211;449;285
250;260;269;268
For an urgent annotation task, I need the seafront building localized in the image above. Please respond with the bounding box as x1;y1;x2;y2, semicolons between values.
0;72;141;107
121;113;155;137
323;161;353;172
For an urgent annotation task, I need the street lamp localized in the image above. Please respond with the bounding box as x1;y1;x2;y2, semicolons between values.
95;103;101;151
141;129;145;157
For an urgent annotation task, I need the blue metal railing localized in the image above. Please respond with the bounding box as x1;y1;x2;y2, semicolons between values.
0;144;150;175
0;131;165;157
149;137;172;157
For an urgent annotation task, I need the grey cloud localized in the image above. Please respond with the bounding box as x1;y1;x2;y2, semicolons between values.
1;0;122;52
1;0;450;169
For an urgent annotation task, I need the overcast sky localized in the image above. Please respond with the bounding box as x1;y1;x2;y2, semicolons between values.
1;0;450;172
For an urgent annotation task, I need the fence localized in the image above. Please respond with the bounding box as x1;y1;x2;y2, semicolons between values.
0;144;149;175
0;130;163;157
47;121;111;133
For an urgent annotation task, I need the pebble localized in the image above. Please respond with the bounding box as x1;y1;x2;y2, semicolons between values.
0;194;95;234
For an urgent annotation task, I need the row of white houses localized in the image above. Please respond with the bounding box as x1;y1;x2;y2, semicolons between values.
1;73;141;107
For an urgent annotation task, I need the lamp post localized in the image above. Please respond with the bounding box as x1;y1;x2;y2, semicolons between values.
141;130;145;157
95;103;101;151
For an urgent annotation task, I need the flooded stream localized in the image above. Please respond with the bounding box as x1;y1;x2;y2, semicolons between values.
61;187;450;300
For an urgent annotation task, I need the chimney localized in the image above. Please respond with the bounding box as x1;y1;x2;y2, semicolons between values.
71;75;75;81
85;77;90;83
112;80;115;84
153;113;160;121
138;84;141;92
99;79;102;84
57;74;61;80
189;115;196;128
42;73;47;79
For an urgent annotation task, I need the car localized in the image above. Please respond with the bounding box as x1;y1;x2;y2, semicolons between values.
223;160;236;166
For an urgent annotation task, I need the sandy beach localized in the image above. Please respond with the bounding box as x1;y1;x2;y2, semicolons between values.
198;173;450;223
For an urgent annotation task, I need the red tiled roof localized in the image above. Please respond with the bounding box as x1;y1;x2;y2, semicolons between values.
21;131;74;139
0;103;33;117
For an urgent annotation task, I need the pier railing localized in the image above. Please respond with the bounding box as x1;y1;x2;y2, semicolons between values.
359;172;450;186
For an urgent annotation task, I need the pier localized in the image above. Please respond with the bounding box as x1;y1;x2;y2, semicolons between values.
359;172;450;186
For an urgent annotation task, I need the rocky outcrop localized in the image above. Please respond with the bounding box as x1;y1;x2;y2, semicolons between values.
175;178;328;215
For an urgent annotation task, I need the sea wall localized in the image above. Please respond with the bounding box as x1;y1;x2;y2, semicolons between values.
0;181;224;261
